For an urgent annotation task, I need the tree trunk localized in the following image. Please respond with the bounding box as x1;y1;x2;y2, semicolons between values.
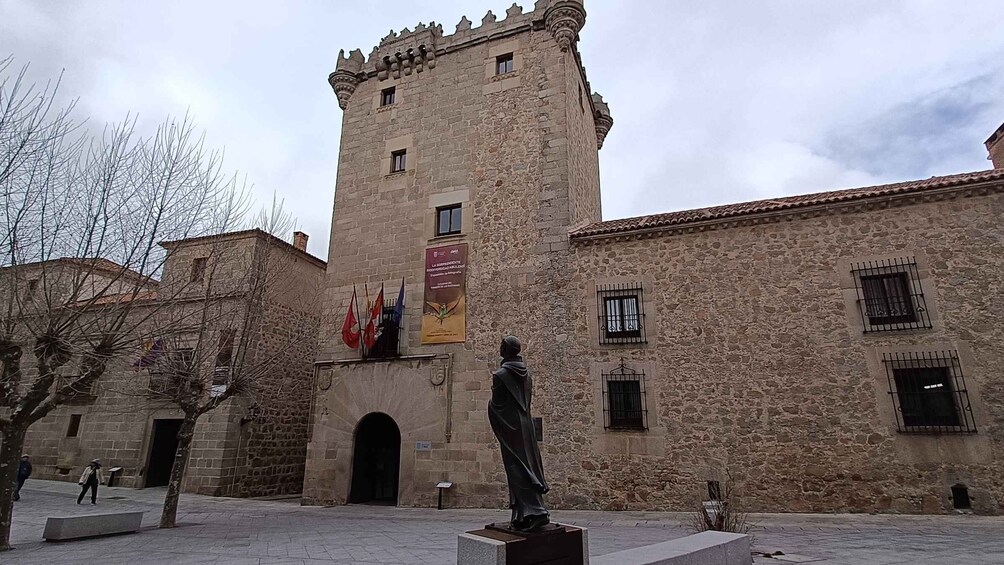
0;426;27;551
158;415;198;528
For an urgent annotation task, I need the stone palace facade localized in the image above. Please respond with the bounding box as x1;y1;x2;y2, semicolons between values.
304;0;1004;515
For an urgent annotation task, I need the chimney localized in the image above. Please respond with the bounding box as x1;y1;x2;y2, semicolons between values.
986;121;1004;169
293;231;309;251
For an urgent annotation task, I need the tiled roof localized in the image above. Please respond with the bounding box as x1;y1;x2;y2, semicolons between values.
571;168;1004;239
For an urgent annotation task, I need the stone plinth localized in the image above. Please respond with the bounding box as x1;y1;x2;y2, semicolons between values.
458;523;588;564
43;511;144;541
591;531;750;565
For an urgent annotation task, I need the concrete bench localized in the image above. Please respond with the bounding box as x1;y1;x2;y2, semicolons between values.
43;511;144;541
592;531;751;565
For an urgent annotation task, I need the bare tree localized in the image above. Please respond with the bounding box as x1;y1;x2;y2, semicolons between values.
691;465;755;543
137;200;322;528
0;59;247;550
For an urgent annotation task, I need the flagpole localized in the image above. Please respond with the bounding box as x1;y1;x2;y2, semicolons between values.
353;285;362;344
363;283;370;357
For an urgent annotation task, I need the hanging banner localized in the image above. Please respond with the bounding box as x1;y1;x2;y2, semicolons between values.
421;243;468;344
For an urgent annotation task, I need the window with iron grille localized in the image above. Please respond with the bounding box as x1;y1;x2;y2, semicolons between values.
391;150;407;173
851;258;932;332
597;283;646;345
381;86;396;106
435;204;462;236
883;351;976;434
602;361;648;430
496;53;514;75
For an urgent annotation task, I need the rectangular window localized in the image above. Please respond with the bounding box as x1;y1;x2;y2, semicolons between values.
883;351;976;434
391;150;407;173
597;283;646;345
851;257;932;332
25;279;38;301
435;204;463;236
191;257;208;283
66;414;82;437
381;86;396;106
496;53;514;75
602;362;648;430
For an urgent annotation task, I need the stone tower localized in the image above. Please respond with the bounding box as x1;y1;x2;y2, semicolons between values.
305;0;613;507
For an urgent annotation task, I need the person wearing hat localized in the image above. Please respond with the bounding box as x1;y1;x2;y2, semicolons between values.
77;459;104;505
13;454;32;501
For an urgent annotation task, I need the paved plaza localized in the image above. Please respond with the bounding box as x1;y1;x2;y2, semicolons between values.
5;480;1003;564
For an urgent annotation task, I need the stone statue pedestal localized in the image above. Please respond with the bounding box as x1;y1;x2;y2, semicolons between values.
458;523;588;565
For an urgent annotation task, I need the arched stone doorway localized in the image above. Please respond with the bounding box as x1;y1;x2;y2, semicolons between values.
348;412;401;505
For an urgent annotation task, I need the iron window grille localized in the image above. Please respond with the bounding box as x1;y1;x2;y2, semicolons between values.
496;53;514;75
851;257;932;333
381;87;396;106
435;204;462;236
597;283;646;345
883;351;976;434
391;150;407;173
602;361;648;430
368;306;402;359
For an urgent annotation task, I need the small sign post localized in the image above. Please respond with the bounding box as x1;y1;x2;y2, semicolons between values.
436;481;453;510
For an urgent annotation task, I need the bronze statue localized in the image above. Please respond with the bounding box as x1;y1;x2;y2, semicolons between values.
488;335;550;531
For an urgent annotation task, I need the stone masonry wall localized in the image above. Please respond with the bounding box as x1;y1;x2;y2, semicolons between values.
306;3;595;509
20;231;324;499
561;190;1004;515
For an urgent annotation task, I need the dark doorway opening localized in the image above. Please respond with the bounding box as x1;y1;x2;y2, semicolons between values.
146;419;183;487
349;412;401;505
952;484;971;510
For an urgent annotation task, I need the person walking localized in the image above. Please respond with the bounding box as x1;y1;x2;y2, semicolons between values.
77;459;103;505
13;454;32;501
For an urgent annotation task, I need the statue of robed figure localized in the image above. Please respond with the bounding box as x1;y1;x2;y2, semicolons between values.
488;335;550;531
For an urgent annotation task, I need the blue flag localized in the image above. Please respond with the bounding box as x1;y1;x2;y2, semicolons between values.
391;278;405;325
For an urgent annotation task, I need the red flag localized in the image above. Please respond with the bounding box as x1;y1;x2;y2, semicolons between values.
363;284;384;350
341;288;360;350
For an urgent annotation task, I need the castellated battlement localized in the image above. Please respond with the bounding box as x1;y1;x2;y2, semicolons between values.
328;1;593;110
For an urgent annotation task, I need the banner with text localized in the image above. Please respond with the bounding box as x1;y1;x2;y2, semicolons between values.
421;243;468;344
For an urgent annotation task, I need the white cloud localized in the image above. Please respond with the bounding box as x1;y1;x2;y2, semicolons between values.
6;0;1004;258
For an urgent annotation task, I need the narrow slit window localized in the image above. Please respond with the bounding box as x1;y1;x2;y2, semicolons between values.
66;414;82;437
191;257;208;283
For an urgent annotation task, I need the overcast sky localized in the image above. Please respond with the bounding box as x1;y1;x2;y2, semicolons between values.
4;1;1003;259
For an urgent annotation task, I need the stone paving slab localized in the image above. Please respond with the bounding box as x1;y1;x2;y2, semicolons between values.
5;480;1004;564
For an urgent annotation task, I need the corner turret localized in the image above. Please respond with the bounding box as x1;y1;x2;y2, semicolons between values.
543;0;586;51
328;49;365;110
591;93;613;149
